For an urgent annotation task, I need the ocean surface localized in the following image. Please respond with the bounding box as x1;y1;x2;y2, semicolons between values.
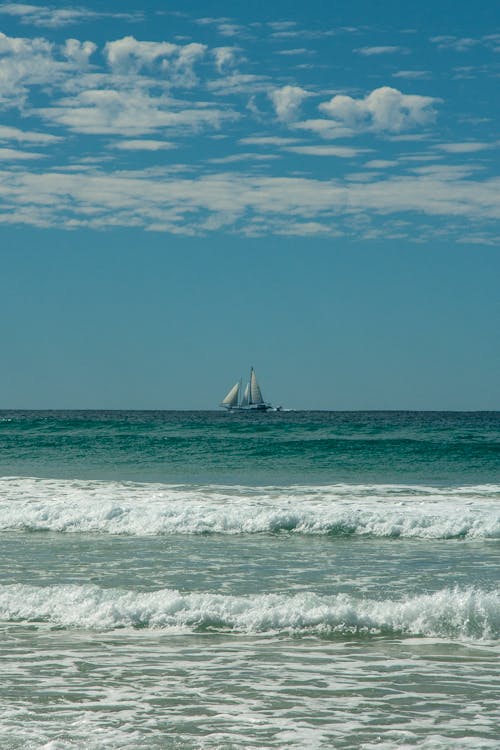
0;410;499;749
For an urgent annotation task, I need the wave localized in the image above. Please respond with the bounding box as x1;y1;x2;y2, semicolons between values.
1;476;500;538
0;583;498;640
0;477;499;539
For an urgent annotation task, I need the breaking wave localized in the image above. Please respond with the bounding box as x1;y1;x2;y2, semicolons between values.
0;583;498;640
0;477;499;539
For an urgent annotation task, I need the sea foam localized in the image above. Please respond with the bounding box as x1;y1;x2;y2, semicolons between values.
0;583;498;640
0;477;499;539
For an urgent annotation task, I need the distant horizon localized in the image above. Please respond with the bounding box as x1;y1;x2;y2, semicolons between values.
1;407;498;413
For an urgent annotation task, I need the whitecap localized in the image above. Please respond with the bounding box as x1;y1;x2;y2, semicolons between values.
0;476;499;539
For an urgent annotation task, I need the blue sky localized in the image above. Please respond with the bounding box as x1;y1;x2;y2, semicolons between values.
0;0;499;409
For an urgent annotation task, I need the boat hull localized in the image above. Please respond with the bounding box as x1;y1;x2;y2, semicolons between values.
223;403;272;412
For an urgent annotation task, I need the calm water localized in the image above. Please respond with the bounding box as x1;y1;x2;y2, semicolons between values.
0;410;499;749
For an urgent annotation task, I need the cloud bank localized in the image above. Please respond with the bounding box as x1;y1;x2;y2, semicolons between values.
0;13;496;243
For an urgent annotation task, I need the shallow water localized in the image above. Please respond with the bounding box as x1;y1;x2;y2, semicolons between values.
0;411;499;748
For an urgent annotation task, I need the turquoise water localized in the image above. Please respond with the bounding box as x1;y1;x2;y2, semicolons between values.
0;411;499;748
1;410;499;483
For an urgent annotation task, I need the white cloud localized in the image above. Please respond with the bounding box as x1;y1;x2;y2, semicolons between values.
294;118;354;139
407;164;480;180
0;30;97;106
0;18;496;244
386;133;431;142
0;30;57;104
0;28;52;54
276;48;314;56
239;136;302;146
63;38;96;66
206;152;279;164
104;36;178;74
39;88;235;136
430;36;480;52
195;18;249;38
174;42;206;86
269;85;311;122
0;146;44;159
0;125;62;143
286;145;368;158
318;86;439;133
355;46;409;56
364;159;398;168
103;36;207;87
267;21;297;32
0;3;95;27
0;3;141;28
207;73;269;96
435;142;493;153
1;166;498;239
195;17;231;25
392;70;431;80
217;23;245;38
274;221;331;236
111;139;176;151
212;46;239;73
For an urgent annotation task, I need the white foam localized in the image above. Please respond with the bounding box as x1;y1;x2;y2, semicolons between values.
0;476;499;539
0;583;498;640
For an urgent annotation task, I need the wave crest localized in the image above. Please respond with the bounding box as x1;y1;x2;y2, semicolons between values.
0;584;499;640
1;477;499;539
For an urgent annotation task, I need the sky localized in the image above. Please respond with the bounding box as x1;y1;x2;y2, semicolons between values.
0;0;499;409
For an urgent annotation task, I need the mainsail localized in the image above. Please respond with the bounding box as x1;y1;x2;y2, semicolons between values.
221;381;240;407
241;382;250;407
250;367;264;405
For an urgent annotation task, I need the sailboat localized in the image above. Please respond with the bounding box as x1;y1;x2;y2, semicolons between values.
220;367;273;411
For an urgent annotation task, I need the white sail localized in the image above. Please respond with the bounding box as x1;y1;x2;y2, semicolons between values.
221;381;240;407
219;368;273;411
241;382;250;407
250;368;264;405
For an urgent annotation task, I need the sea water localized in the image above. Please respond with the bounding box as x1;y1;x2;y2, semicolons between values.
0;410;499;749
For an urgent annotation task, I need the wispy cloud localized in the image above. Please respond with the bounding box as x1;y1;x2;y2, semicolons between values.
285;145;368;158
207;73;270;95
435;142;494;154
1;166;498;239
239;136;302;146
267;21;297;33
430;35;480;52
275;47;315;56
39;88;235;136
392;70;431;80
294;118;356;139
212;46;240;73
110;139;176;151
364;159;398;168
0;3;141;28
0;146;44;159
355;46;409;56
206;152;280;164
0;125;62;143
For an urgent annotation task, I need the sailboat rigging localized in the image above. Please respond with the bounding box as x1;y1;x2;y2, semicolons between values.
220;367;274;411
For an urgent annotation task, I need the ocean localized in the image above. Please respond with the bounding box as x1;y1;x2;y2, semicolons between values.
0;410;499;749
